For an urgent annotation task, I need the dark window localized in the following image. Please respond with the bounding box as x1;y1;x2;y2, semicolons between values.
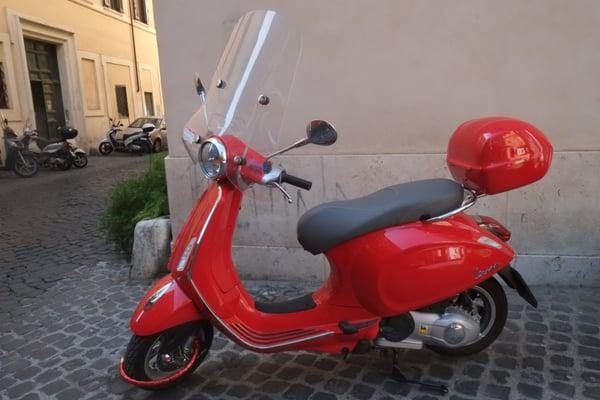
0;62;8;109
144;92;154;116
133;0;148;23
115;85;129;118
104;0;123;12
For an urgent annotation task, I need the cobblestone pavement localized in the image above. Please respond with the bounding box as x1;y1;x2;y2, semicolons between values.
1;157;600;399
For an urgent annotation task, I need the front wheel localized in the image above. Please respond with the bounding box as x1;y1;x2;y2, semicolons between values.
121;321;213;389
99;142;113;155
427;277;507;356
13;154;39;178
73;153;88;168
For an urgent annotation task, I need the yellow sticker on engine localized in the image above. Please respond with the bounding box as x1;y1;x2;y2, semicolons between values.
419;325;427;335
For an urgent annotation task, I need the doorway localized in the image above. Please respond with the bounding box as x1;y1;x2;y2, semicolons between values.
24;38;65;139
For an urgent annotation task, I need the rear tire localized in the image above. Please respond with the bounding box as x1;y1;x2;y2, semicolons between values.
122;321;213;389
73;153;88;168
427;277;507;356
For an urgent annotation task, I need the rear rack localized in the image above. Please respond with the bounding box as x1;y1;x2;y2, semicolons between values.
425;188;479;222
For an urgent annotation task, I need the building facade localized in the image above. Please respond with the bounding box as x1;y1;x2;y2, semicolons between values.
156;0;600;286
0;0;163;149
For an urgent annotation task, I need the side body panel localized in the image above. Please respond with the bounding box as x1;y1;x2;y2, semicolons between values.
325;213;515;316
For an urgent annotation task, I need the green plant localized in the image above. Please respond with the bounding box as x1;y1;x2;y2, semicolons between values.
100;152;169;258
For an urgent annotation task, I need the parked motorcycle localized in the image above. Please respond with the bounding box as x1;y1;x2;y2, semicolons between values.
120;10;553;392
0;115;38;178
27;126;86;170
98;117;154;155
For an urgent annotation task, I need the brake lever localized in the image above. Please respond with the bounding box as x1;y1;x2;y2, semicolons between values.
272;182;293;204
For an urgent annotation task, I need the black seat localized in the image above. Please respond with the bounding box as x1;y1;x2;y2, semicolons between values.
297;179;464;255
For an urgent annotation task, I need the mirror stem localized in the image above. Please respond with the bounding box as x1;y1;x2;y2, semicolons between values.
265;138;308;160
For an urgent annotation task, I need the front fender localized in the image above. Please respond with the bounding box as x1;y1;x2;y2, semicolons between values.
130;275;206;336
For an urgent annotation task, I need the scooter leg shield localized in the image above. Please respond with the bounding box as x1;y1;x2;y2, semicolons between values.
130;275;206;336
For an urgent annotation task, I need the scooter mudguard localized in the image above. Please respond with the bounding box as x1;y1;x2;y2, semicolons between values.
74;148;86;155
130;275;207;336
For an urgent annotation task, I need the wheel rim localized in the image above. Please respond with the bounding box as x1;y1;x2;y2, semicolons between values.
467;286;496;337
74;154;87;167
143;333;199;380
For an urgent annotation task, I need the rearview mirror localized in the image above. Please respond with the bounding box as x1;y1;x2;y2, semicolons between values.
306;120;337;146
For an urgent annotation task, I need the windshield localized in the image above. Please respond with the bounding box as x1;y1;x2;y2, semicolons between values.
130;118;161;128
183;10;302;185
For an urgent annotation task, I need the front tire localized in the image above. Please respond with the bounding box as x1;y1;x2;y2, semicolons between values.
13;154;39;178
99;142;113;155
427;277;507;356
122;321;213;389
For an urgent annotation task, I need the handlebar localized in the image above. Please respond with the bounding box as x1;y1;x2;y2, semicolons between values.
280;172;312;191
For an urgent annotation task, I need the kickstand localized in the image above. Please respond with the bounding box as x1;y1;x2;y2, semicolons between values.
390;350;449;395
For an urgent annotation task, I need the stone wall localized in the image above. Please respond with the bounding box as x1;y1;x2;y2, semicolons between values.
155;0;600;285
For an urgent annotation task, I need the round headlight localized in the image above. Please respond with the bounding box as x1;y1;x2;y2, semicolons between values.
199;138;227;179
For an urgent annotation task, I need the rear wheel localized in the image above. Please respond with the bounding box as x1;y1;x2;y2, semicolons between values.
13;154;39;178
122;321;213;389
427;277;507;356
73;153;88;168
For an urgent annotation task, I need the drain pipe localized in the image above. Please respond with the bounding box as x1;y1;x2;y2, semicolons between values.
129;0;140;93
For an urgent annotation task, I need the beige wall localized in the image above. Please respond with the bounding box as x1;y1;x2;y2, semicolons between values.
0;0;163;149
157;0;600;285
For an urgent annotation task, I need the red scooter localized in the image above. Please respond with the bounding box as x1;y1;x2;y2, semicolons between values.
120;10;553;392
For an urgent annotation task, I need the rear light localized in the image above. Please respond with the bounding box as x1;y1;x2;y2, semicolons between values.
473;215;511;241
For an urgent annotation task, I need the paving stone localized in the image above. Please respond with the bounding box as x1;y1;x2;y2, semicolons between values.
324;378;351;394
549;381;575;397
484;384;510;400
583;386;600;400
517;382;543;400
454;380;479;396
284;383;314;400
349;383;375;400
6;381;35;399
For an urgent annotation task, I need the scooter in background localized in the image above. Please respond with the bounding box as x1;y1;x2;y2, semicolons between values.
120;11;553;393
98;118;123;156
98;117;154;155
0;115;38;178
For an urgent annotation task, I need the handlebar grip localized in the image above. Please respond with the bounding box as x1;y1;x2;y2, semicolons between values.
281;172;312;191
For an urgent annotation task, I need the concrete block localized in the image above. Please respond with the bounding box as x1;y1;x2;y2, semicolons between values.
513;254;600;286
131;217;172;279
507;151;600;256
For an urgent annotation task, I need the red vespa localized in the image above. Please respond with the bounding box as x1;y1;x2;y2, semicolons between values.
120;10;553;393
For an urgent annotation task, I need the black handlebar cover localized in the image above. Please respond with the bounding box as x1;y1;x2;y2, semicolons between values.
281;172;312;191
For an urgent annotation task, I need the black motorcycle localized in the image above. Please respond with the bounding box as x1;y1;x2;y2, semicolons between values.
0;116;39;178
